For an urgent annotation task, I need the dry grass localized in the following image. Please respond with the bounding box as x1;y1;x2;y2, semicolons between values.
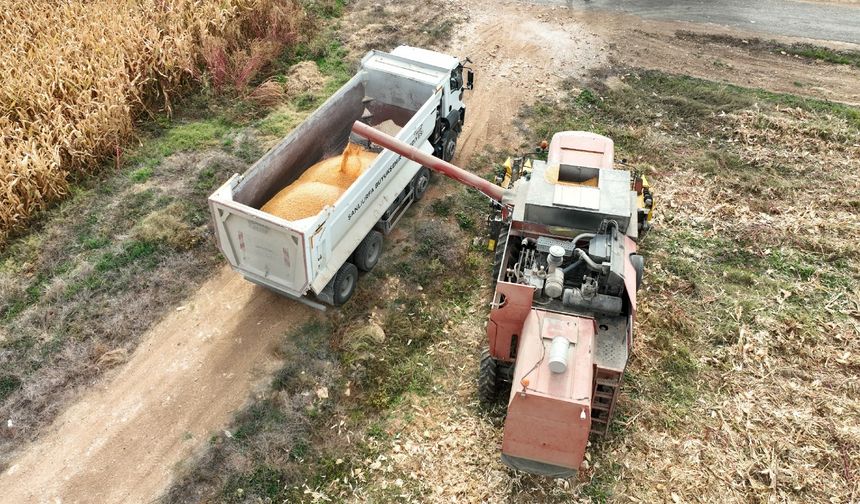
0;0;305;244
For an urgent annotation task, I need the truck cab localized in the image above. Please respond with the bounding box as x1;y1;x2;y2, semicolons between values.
388;46;472;161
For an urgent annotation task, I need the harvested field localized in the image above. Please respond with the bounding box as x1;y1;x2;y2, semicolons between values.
0;0;308;243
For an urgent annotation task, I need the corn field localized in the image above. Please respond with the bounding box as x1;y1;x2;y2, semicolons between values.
0;0;305;244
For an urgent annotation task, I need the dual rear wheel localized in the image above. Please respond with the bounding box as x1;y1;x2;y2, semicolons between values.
332;230;383;306
331;166;434;306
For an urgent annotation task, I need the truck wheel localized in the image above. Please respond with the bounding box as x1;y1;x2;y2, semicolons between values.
442;130;458;162
333;262;358;306
413;167;431;201
478;347;499;404
354;231;383;272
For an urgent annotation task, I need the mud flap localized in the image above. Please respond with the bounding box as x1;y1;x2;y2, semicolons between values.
501;453;577;479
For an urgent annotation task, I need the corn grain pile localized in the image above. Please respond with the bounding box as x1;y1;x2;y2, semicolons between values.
262;144;377;221
0;0;303;243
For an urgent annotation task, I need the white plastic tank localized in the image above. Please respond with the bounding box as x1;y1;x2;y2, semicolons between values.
548;336;570;373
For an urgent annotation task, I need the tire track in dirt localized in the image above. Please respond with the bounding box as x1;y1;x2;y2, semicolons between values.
0;267;313;503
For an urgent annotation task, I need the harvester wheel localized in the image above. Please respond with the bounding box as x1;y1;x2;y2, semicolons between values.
413;167;431;201
491;224;509;286
355;231;383;272
478;347;499;403
333;262;358;306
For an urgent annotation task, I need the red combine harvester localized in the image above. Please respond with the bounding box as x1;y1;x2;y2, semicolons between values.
351;121;654;477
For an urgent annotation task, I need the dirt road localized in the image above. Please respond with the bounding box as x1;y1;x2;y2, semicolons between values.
0;268;312;503
454;2;606;155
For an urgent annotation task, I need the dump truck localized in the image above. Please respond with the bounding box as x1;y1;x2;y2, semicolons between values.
209;46;473;308
350;121;654;477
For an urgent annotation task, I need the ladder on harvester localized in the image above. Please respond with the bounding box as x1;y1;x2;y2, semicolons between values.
590;368;623;436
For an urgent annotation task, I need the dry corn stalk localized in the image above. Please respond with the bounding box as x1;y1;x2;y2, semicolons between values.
0;0;305;244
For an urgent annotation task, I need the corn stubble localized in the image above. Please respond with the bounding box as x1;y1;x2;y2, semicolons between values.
0;0;304;244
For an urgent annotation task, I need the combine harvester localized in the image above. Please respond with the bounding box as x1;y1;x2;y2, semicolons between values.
349;122;654;477
210;45;654;476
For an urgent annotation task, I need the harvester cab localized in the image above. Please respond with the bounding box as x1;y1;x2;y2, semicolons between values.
349;123;654;478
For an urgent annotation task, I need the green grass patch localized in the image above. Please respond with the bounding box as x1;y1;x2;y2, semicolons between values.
63;240;163;298
94;241;160;273
786;43;860;67
0;375;22;401
676;31;860;69
0;266;66;322
129;166;153;183
582;71;860;133
79;233;110;251
222;465;288;502
281;33;350;100
256;107;303;137
303;0;345;18
580;461;622;503
127;119;232;171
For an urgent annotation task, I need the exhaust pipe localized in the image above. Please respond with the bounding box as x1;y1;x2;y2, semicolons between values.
350;121;506;203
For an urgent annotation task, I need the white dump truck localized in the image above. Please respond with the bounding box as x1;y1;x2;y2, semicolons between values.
209;46;473;308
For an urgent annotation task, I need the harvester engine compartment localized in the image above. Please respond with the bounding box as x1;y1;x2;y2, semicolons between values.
500;222;634;318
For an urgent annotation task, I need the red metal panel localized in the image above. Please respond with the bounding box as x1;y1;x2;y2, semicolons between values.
487;281;534;362
502;310;595;470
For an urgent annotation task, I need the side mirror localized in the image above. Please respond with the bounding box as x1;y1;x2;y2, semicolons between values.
466;70;475;90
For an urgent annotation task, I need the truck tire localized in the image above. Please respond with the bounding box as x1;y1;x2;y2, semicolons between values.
478;347;499;404
413;167;431;201
441;129;458;162
354;231;383;272
333;262;358;306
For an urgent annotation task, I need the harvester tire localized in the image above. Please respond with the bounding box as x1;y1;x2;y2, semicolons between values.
333;262;358;306
491;225;509;286
478;347;499;404
413;167;431;201
355;231;383;272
